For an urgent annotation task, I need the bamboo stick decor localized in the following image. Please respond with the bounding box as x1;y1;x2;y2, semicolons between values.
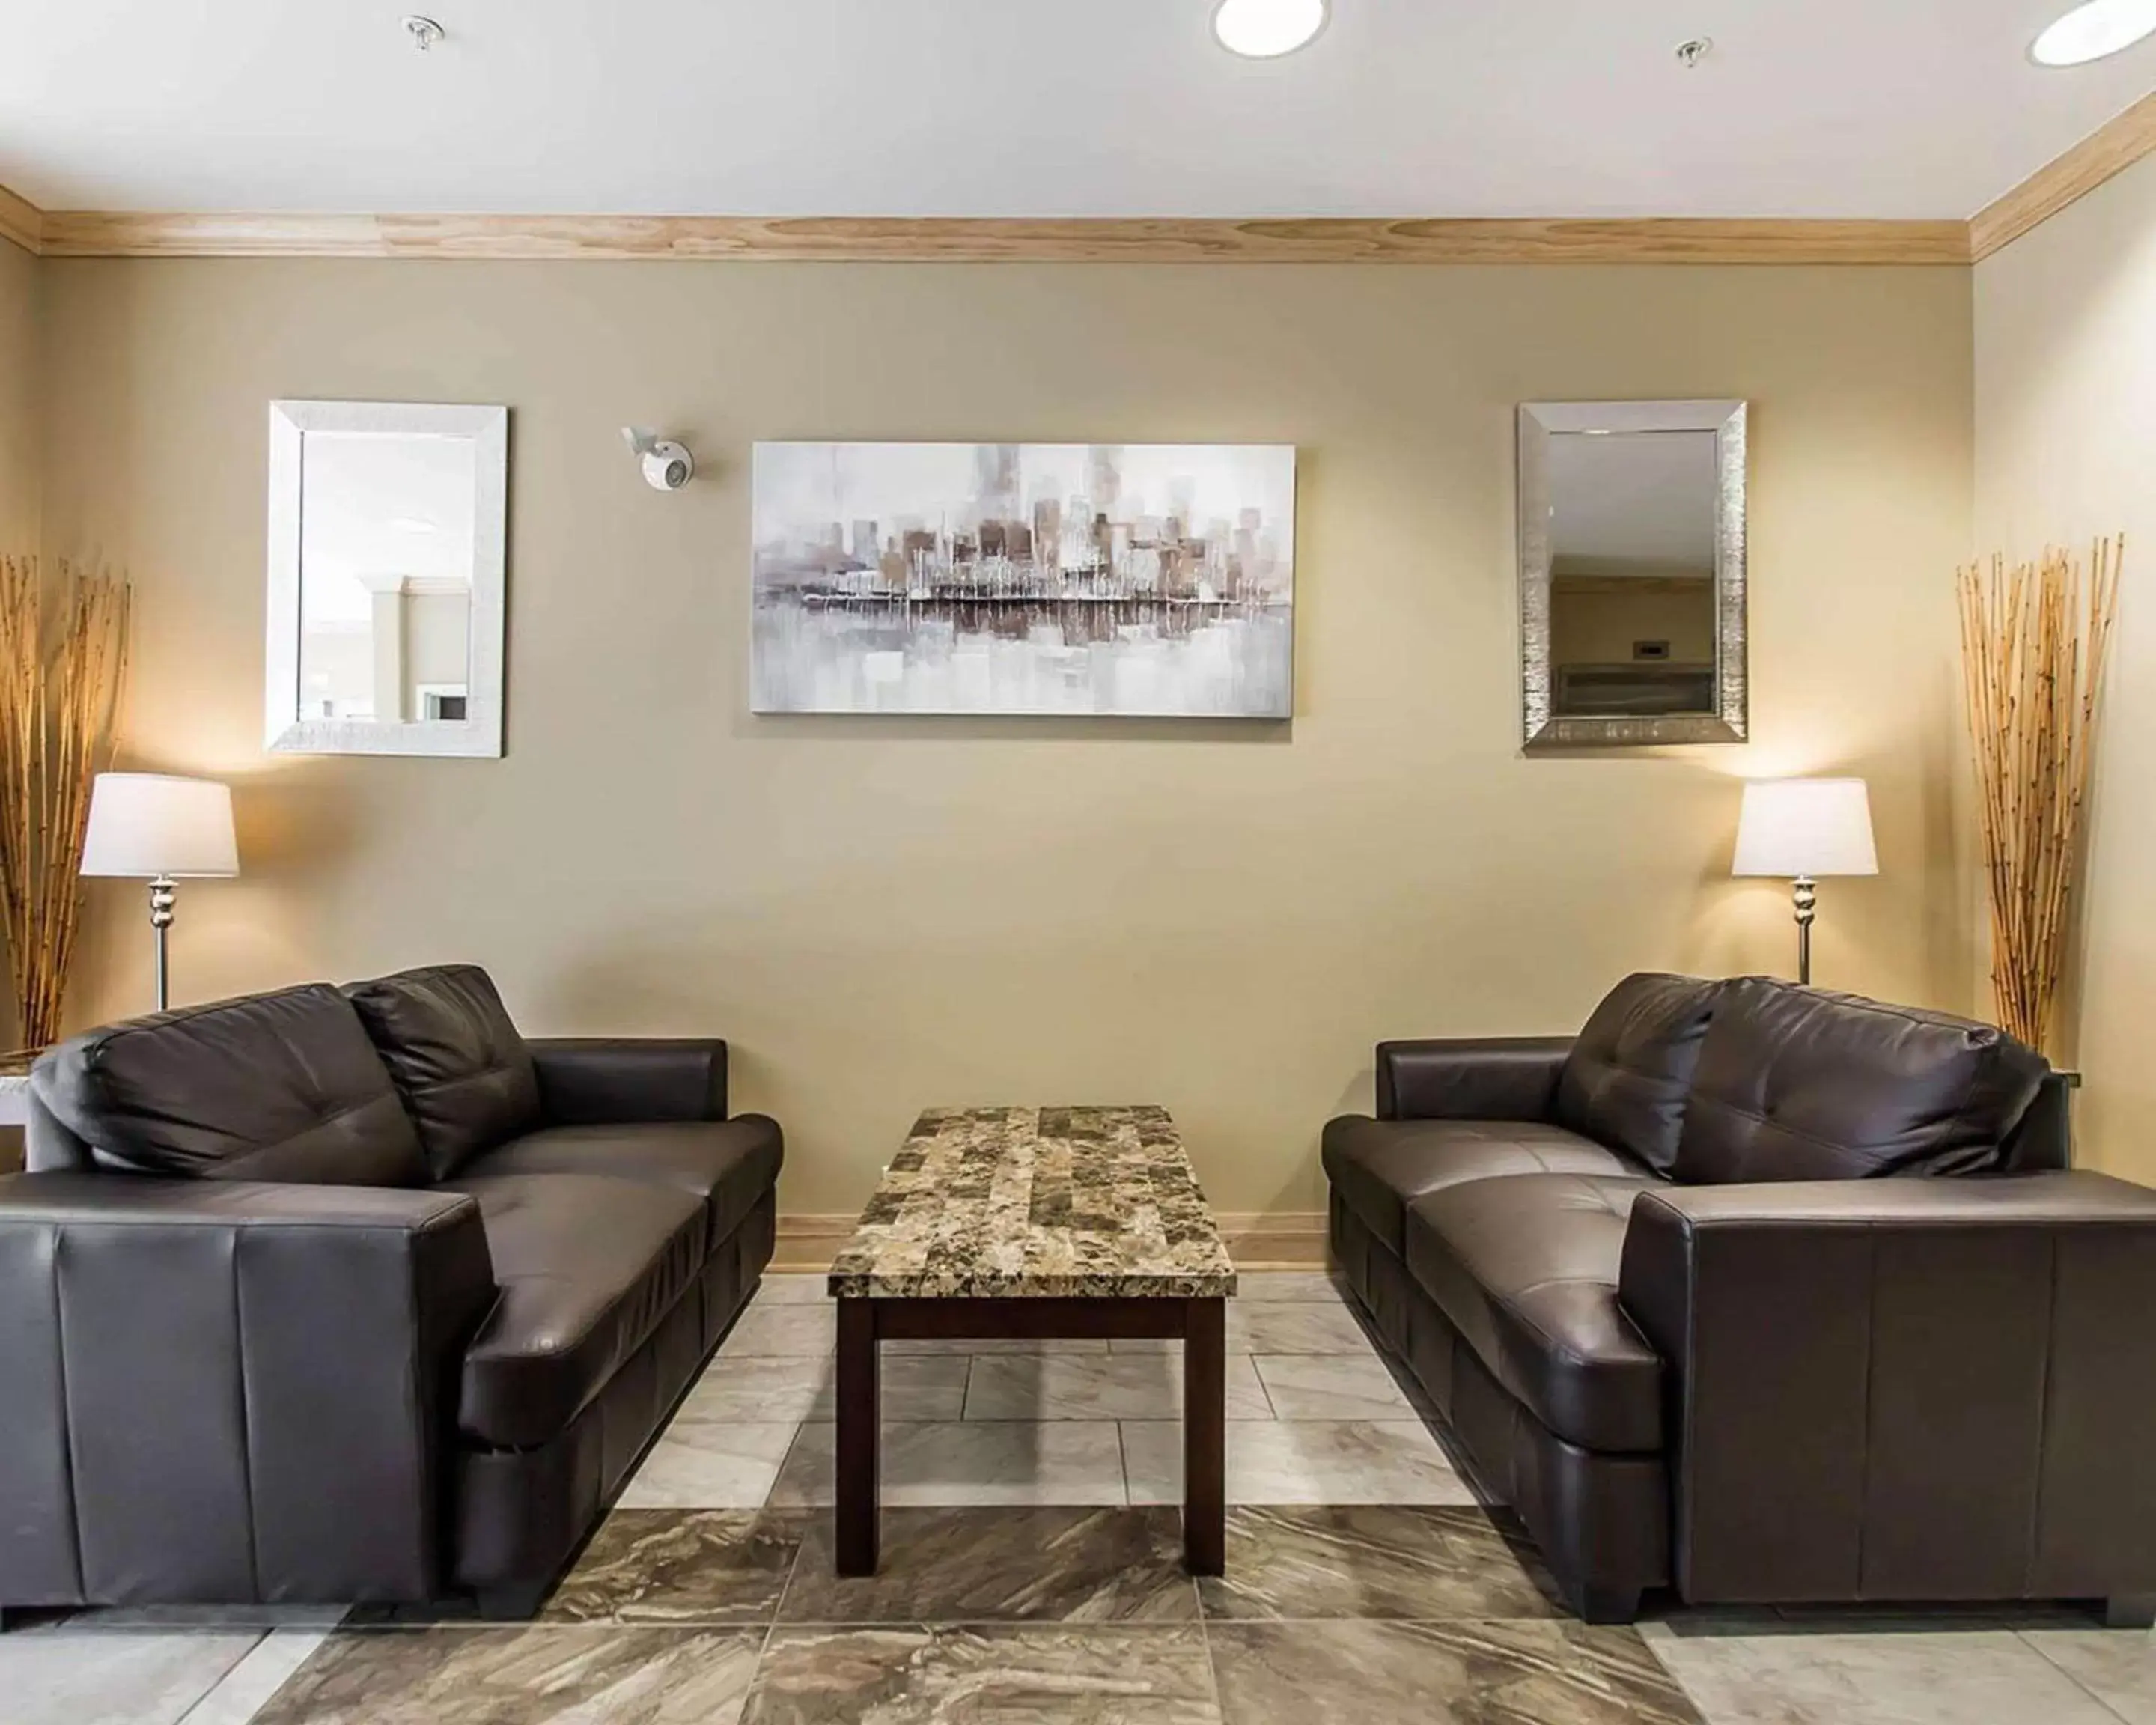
1956;537;2123;1054
0;557;131;1053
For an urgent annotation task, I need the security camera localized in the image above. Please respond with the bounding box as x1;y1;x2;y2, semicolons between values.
621;426;695;491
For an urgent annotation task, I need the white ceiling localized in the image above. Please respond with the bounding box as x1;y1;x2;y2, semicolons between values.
0;1;2149;219
1548;431;1719;573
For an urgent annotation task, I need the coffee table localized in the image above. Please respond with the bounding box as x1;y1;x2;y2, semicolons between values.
826;1104;1237;1576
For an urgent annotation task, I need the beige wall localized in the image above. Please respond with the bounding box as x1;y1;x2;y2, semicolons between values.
38;258;1977;1215
1976;154;2156;1183
0;237;36;1083
0;237;37;555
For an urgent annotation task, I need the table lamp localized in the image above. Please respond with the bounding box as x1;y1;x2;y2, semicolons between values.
1732;777;1877;986
80;773;240;1013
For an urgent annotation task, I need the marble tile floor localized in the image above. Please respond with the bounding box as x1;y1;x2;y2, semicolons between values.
25;1504;2147;1724
9;1272;2154;1724
665;1268;1475;1511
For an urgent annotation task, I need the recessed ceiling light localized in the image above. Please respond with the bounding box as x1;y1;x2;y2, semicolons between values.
1213;0;1328;58
2030;0;2156;65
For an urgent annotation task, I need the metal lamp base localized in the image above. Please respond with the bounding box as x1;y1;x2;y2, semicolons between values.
1791;874;1816;988
147;874;176;1013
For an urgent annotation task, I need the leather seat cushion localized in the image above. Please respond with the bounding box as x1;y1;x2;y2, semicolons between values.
1321;1116;1639;1259
1552;973;1723;1175
1404;1172;1665;1453
29;984;427;1187
345;964;542;1181
460;1116;783;1246
1673;976;2053;1184
441;1172;707;1449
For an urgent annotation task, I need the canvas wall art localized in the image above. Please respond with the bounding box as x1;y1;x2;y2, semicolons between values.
751;442;1296;717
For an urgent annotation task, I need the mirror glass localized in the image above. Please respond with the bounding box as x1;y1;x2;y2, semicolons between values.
267;401;508;757
297;432;477;725
1518;400;1746;747
1546;428;1718;719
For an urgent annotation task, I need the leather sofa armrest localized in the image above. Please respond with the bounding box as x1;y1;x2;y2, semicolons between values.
1374;1037;1573;1122
0;1172;496;1609
526;1038;729;1125
2000;1071;2074;1171
1617;1172;2156;1605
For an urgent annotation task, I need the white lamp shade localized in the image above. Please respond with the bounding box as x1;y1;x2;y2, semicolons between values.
1732;778;1878;879
80;774;240;879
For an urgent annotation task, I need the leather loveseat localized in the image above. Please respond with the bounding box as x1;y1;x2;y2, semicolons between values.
1324;973;2156;1625
0;963;781;1624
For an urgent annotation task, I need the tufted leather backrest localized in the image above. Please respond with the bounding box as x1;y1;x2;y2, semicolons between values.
1553;973;1723;1174
1671;977;2050;1184
344;964;541;1181
28;985;428;1186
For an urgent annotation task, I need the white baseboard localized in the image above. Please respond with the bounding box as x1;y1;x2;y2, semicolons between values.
771;1211;1327;1274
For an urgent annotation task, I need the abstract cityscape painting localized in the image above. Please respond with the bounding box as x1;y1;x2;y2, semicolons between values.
751;442;1296;717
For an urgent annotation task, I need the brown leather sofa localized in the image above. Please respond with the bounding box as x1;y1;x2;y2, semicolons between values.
1324;973;2156;1625
0;964;781;1625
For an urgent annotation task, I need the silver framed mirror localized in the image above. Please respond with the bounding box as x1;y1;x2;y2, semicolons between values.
265;399;508;757
1518;398;1747;749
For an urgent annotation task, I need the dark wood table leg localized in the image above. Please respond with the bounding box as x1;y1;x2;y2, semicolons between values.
1184;1296;1226;1575
835;1297;880;1576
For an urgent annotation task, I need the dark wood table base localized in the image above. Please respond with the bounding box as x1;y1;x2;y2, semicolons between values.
835;1294;1227;1577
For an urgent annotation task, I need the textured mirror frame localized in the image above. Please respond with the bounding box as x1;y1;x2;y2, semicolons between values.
264;398;509;758
1517;398;1748;749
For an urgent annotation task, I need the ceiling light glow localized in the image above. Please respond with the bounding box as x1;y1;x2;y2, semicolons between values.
2030;0;2156;65
1213;0;1328;58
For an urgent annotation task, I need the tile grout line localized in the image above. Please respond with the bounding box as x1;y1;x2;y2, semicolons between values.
746;1509;814;1708
1191;1579;1230;1725
2015;1628;2143;1725
1632;1622;1714;1724
758;1419;810;1518
166;1627;272;1725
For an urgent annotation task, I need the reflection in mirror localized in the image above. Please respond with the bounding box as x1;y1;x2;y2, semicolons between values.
297;433;476;724
1518;401;1746;748
267;401;507;757
1547;429;1718;719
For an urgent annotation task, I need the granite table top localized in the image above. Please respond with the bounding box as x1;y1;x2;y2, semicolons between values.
827;1105;1238;1300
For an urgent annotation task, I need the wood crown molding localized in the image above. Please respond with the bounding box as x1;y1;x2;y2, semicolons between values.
1970;92;2156;262
772;1212;1327;1274
28;208;1967;264
0;182;42;255
4;101;2147;267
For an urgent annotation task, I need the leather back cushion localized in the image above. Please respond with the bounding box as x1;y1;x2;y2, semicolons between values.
1672;977;2050;1184
344;964;540;1179
28;984;427;1185
1553;973;1723;1174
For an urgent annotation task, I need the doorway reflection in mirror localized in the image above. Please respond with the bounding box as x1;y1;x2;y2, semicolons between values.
297;431;476;724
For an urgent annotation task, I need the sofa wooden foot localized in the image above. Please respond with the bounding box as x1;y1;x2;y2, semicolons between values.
474;1583;549;1622
2104;1595;2156;1630
1559;1582;1642;1625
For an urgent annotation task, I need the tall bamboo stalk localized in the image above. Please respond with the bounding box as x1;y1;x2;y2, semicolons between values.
0;557;132;1053
1956;536;2122;1053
